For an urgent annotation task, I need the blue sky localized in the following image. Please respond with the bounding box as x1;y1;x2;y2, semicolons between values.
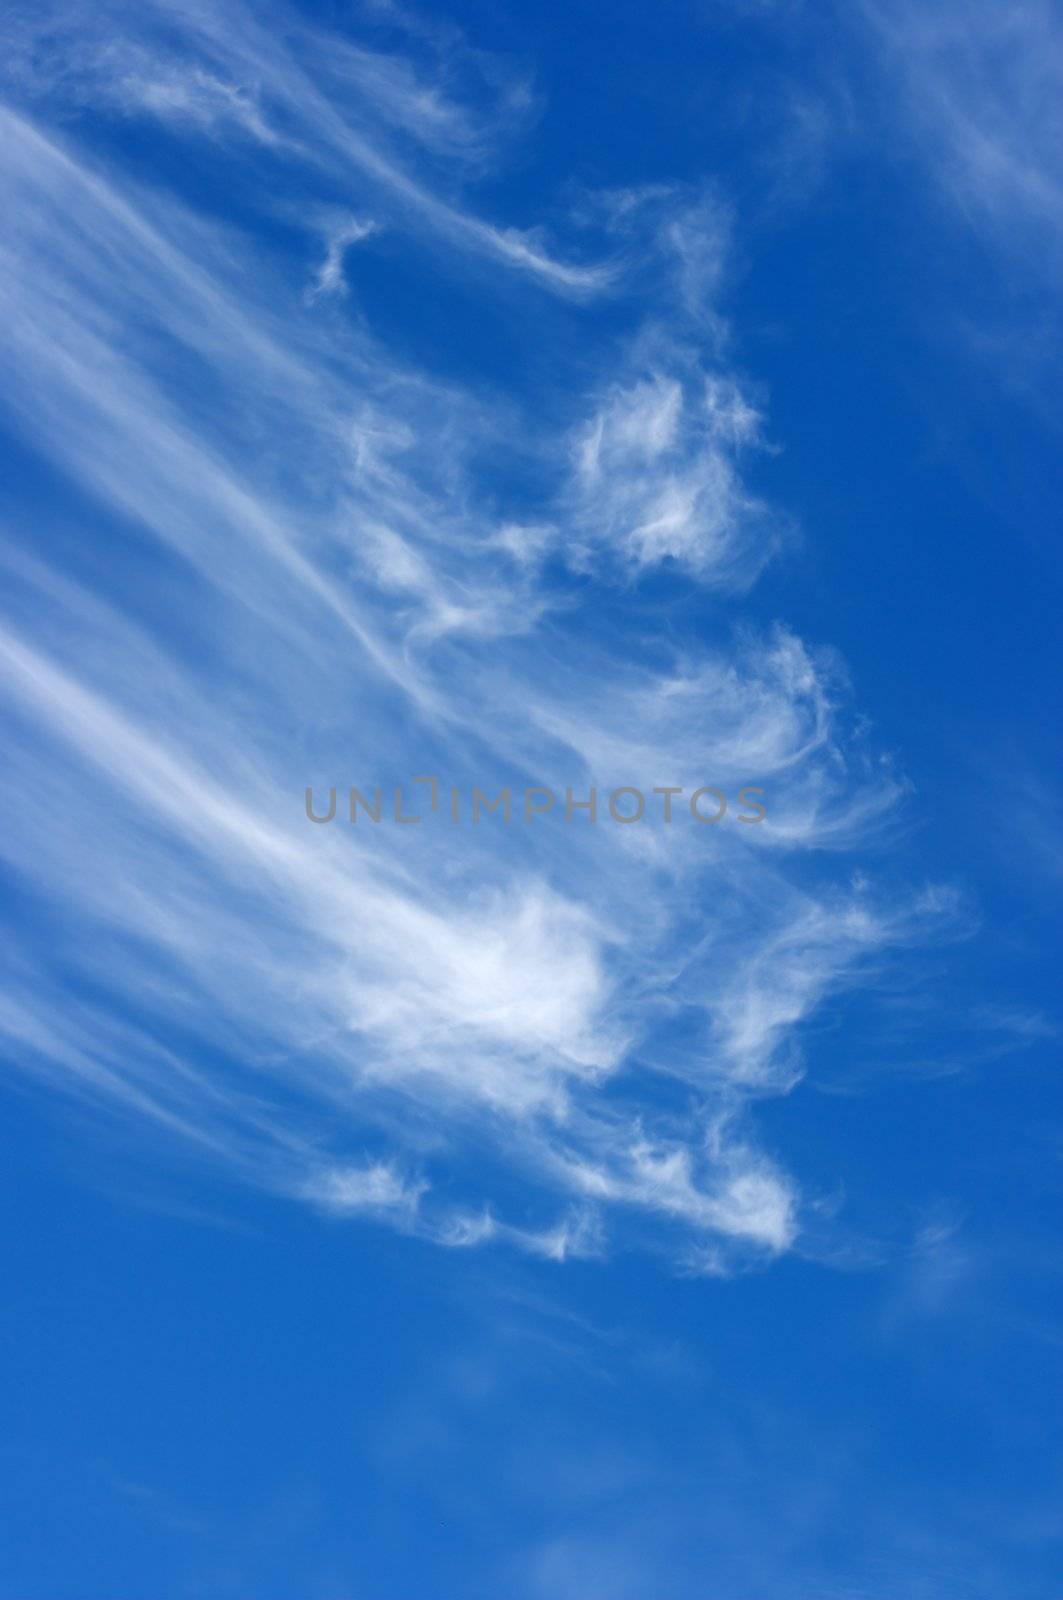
1;1;1061;1595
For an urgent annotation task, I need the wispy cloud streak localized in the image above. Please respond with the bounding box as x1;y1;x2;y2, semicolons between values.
4;0;609;293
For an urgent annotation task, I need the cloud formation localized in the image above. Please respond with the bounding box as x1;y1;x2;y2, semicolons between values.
0;2;960;1274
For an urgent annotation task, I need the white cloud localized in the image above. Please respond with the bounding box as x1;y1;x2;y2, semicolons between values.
304;1161;427;1216
1;0;609;294
569;368;778;580
310;214;378;299
112;61;280;144
0;26;961;1274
